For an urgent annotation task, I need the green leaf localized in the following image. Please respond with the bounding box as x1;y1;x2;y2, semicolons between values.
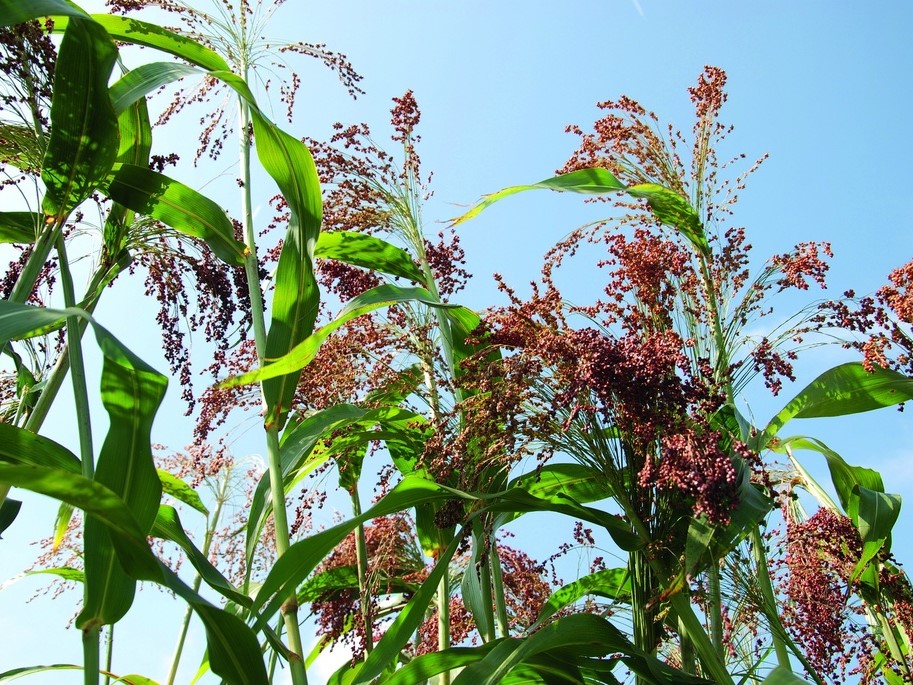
297;565;361;602
382;645;500;685
246;403;370;567
0;421;81;473
0;498;21;537
0;462;267;684
111;676;160;685
532;568;631;629
99;163;245;265
758;363;913;448
483;488;642;552
249;109;322;430
0;0;87;25
252;476;474;624
497;463;611;528
316;231;427;285
224;285;457;389
772;436;884;512
53;502;74;550
451;614;709;685
109;62;201;115
0;463;160;580
0;212;41;244
157;470;207;515
41;15;119;219
0;301;77;343
761;666;811;684
0;664;81;682
336;534;464;685
52;14;230;72
628;183;707;254
847;486;901;585
26;566;85;584
151;505;249;607
79;323;167;627
450;168;626;226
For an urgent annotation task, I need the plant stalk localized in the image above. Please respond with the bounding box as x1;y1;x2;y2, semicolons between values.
165;473;231;685
350;489;374;654
748;527;792;670
236;83;308;685
489;537;510;640
707;561;724;659
57;235;101;685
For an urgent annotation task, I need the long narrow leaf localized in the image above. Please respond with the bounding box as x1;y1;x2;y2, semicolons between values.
0;0;87;25
79;323;167;627
223;284;457;388
41;15;118;219
0;212;41;244
51;15;229;72
100;163;245;265
337;534;464;685
757;363;913;449
250;108;322;430
315;231;427;285
109;62;201;115
450;168;626;226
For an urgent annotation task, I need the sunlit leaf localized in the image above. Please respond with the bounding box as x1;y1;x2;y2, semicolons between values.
758;363;913;448
0;212;41;244
100;163;245;265
51;14;229;72
761;666;811;684
41;15;119;219
497;463;611;528
0;664;81;682
25;567;85;584
157;470;207;515
450;168;626;226
628;183;707;254
334;535;463;685
0;421;81;473
109;62;201;115
224;285;457;389
0;0;88;25
316;231;427;286
151;506;249;607
532;568;631;629
79;323;167;627
243;109;323;430
847;486;901;585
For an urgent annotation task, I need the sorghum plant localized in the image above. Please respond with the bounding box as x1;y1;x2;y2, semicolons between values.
453;66;913;684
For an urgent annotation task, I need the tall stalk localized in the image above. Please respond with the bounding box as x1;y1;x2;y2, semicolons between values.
164;472;231;685
56;235;99;685
350;489;374;654
235;59;308;682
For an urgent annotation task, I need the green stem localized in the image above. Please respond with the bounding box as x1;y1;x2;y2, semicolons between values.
24;261;117;434
630;550;656;685
57;236;99;685
350;489;374;654
236;88;308;685
489;537;510;640
748;527;792;670
707;561;724;659
165;474;230;685
56;237;94;478
82;625;101;685
668;592;735;685
437;571;451;685
103;625;113;685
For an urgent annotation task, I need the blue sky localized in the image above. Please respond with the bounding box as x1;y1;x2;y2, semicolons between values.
2;1;913;682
